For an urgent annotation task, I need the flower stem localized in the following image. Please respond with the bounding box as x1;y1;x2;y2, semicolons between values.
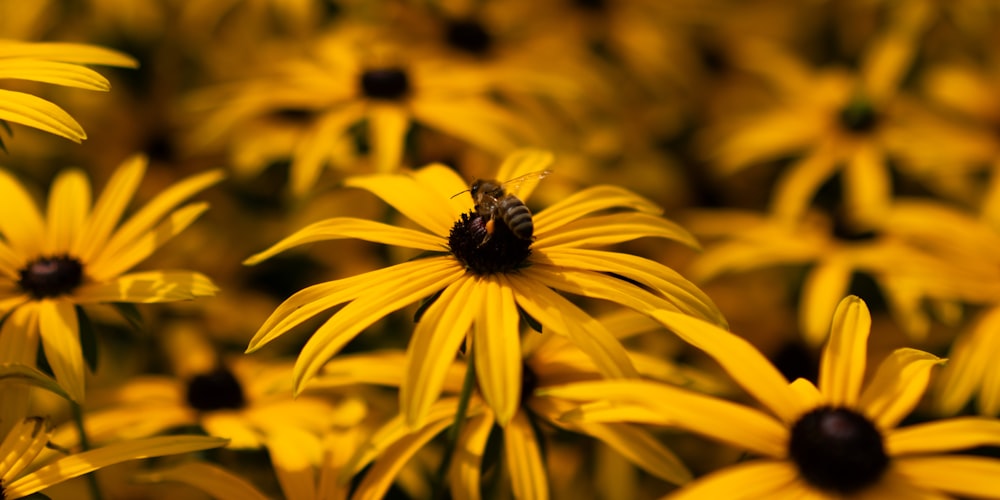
433;348;477;499
72;402;104;500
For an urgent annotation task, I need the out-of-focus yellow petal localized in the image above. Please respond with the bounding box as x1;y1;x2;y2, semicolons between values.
887;417;1000;456
0;89;85;142
859;348;943;429
666;460;800;500
74;271;218;303
410;98;519;155
0;169;44;256
289;102;366;196
770;144;839;225
819;295;870;407
894;455;1000;499
403;276;480;428
505;411;549;500
37;300;84;402
73;155;145;261
843;144;890;227
368;103;410;172
0;417;48;483
573;422;692;486
800;258;854;346
267;427;322;500
0;41;138;67
138;462;270;500
44;169;90;255
450;412;494;500
473;277;521;427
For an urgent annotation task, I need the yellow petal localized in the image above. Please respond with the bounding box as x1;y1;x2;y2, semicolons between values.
819;295;870;407
495;149;554;202
648;310;805;425
505;411;549;500
267;427;321;500
858;348;943;429
74;271;218;303
317;351;465;392
411;163;475;219
0;89;85;142
473;277;521;427
0;59;110;90
0;40;138;67
403;276;480;428
894;455;1000;499
535;212;699;250
711;109;822;175
345;171;458;237
887;417;1000;456
769;144;840;225
73;155;146;261
44;169;91;255
666;460;800;500
4;435;227;498
0;167;45;256
410;98;518;154
368;103;410;172
244;218;445;266
0;241;24;280
37;300;84;402
292;260;464;392
861;31;915;104
532;186;661;235
289;102;366;196
449;412;495;500
572;422;692;486
800;258;853;346
138;462;270;500
0;417;48;483
843;144;890;227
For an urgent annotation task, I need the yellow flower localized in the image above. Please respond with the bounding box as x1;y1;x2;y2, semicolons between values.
0;155;221;403
186;25;532;195
0;39;137;144
546;296;1000;498
0;416;225;500
245;149;723;428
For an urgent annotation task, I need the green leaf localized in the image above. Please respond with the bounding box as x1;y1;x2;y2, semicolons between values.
112;302;144;331
0;363;71;401
76;305;99;372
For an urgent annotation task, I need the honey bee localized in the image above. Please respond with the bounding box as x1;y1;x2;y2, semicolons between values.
455;170;551;244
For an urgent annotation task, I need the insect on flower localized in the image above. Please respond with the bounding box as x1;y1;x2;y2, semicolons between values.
453;170;552;245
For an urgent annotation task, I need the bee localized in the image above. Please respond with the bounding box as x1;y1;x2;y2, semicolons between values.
454;170;551;244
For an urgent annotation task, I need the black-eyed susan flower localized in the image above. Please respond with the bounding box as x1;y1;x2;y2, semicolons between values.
0;154;221;402
244;149;724;428
0;39;137;145
185;25;532;195
315;320;700;500
0;416;226;500
545;295;1000;499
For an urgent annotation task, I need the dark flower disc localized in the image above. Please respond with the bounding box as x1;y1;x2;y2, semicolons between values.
789;406;889;494
18;255;84;299
186;367;247;411
449;211;532;275
838;100;879;133
360;67;411;100
446;19;493;55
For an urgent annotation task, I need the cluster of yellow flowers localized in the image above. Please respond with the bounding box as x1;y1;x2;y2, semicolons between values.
4;1;1000;499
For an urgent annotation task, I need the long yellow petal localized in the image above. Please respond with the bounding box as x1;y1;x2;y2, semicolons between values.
450;412;495;500
0;168;45;256
403;276;480;428
137;462;270;500
649;310;805;424
352;416;454;500
858;348;943;430
819;295;870;407
535;212;699;250
44;168;91;255
37;300;84;402
508;273;639;379
345;171;458;238
932;306;1000;415
0;41;138;67
572;422;692;486
474;277;521;427
267;427;322;500
843;144;890;227
74;270;218;303
73;155;146;262
0;89;86;142
289;101;366;196
887;417;1000;456
666;460;800;500
769;143;840;224
505;411;549;500
410;98;519;155
532;185;661;235
894;455;1000;499
4;435;228;497
411;163;475;219
800;257;854;347
292;262;464;392
0;417;48;483
244;217;445;266
368;103;410;172
0;59;110;90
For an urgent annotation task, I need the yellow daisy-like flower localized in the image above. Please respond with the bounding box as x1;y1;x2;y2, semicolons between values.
0;39;137;144
186;25;531;195
0;155;221;403
244;149;723;427
0;416;226;500
546;295;1000;498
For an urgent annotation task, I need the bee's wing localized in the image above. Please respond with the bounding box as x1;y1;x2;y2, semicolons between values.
501;170;552;198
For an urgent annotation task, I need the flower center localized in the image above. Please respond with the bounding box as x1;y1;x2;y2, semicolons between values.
360;67;411;100
788;406;889;494
448;211;532;275
18;255;84;299
574;0;606;11
838;99;878;133
446;19;493;55
185;368;246;411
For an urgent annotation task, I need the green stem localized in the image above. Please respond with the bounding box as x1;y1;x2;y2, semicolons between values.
433;349;477;499
72;402;104;500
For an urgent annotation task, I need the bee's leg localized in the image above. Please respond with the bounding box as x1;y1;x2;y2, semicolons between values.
478;218;495;247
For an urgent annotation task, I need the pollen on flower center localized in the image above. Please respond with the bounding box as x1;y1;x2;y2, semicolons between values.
360;67;411;100
186;368;246;411
448;211;532;275
788;406;889;494
18;255;84;299
446;19;493;55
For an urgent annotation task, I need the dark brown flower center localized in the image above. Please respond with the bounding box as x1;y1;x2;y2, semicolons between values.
186;368;246;411
838;99;879;133
448;211;532;275
360;67;411;100
18;255;84;299
446;19;493;55
788;406;889;494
